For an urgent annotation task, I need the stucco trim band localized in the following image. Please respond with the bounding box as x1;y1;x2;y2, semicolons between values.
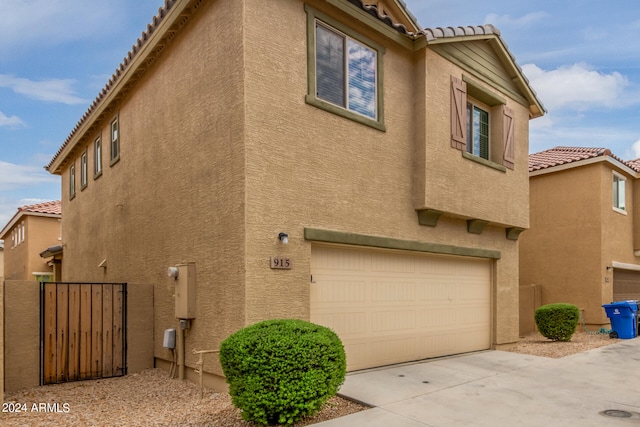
304;228;501;259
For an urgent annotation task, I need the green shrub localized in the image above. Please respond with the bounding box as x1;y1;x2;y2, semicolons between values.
219;319;346;426
534;303;580;341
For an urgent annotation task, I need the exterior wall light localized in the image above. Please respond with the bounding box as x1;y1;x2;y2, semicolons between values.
278;232;289;244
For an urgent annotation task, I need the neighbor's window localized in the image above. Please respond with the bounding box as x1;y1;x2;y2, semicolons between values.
613;173;626;212
305;6;385;131
110;116;120;164
69;163;76;199
94;135;102;178
466;102;489;160
80;150;88;189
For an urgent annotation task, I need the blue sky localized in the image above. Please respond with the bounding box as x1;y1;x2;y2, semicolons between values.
1;0;640;228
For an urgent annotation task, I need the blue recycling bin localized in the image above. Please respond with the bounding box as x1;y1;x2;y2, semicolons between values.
602;301;638;339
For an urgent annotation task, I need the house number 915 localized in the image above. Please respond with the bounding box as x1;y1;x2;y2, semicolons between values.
270;257;292;269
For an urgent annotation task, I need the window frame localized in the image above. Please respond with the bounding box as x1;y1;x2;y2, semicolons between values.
613;171;627;214
466;101;490;160
305;5;385;131
80;149;88;190
94;135;102;178
110;115;120;166
69;163;76;200
451;75;513;173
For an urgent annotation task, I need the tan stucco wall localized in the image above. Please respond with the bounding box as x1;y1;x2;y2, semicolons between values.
417;49;531;228
59;0;246;381
126;283;155;374
520;162;638;325
53;0;533;385
4;281;40;392
0;277;4;402
242;0;524;343
1;216;59;281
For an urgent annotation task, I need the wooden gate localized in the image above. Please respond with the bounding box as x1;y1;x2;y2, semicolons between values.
41;282;127;385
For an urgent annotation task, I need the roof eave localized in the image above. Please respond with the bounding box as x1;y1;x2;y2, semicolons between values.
530;156;638;178
424;29;545;119
47;0;198;175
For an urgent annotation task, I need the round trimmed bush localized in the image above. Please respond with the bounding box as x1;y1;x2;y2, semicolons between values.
219;319;346;426
534;303;580;342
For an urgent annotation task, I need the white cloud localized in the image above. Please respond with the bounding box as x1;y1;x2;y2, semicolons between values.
0;74;89;105
522;63;629;112
630;139;640;159
0;111;25;128
485;12;549;27
0;161;58;191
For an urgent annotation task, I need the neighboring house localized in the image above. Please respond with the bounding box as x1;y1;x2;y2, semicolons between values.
45;0;543;387
0;201;62;282
521;146;640;328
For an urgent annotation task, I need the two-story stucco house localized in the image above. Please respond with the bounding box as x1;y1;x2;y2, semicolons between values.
521;146;640;328
46;0;543;388
0;201;62;282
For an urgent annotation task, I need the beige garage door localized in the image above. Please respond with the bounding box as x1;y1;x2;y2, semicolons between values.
310;245;491;371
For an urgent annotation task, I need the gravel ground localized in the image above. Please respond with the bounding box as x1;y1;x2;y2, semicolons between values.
505;329;619;358
1;330;620;426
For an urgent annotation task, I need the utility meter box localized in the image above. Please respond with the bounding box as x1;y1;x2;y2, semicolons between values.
175;263;196;319
163;328;176;349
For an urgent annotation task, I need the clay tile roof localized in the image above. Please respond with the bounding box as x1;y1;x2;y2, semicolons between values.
626;158;640;172
47;0;178;172
19;200;62;216
422;24;500;41
528;146;631;172
351;0;415;35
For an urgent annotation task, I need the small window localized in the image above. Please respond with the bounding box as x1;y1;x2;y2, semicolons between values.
110;116;120;165
21;222;25;243
450;76;513;171
94;136;102;178
305;6;385;131
80;150;88;189
613;173;626;212
69;163;76;199
466;102;489;160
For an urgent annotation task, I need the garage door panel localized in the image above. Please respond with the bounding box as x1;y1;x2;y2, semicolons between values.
311;246;492;371
613;269;640;301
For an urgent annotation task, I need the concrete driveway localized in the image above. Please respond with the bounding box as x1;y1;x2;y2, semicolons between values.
314;339;640;426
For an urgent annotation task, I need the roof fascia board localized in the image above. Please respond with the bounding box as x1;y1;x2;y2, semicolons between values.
428;36;544;117
48;0;196;174
530;156;638;178
323;0;415;49
390;0;422;33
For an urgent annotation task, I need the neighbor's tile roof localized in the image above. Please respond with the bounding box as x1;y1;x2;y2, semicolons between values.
528;146;635;173
625;158;640;172
0;200;61;239
19;200;62;216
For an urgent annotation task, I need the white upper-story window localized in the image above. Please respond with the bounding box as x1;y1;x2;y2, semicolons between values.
613;172;626;212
